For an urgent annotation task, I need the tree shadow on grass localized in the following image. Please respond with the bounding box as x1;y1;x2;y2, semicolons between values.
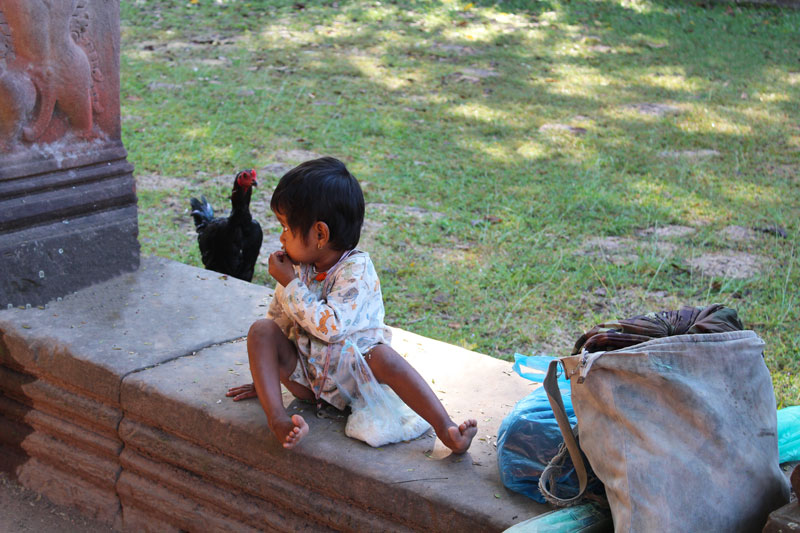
120;0;800;380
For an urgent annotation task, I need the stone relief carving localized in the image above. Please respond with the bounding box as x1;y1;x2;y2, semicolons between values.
0;0;103;152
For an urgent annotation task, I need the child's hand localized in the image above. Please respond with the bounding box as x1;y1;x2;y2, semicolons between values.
268;251;298;286
226;382;258;401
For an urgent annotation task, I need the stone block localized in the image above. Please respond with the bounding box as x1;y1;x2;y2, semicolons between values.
0;257;546;531
0;394;121;458
0;364;121;438
0;256;269;403
118;420;406;532
119;447;346;532
119;327;542;531
117;470;270;533
118;504;183;533
15;456;122;528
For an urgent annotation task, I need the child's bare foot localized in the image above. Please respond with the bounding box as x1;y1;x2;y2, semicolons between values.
272;414;309;449
442;419;478;454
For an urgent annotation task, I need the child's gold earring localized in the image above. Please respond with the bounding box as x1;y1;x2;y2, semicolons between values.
317;243;322;249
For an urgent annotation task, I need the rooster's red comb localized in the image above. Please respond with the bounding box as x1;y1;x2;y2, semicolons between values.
236;168;257;188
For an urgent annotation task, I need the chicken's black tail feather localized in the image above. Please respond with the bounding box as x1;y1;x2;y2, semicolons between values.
189;196;214;230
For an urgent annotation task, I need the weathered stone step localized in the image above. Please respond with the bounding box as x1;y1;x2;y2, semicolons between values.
0;257;545;531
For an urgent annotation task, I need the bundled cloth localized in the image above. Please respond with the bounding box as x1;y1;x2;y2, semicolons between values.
541;305;789;531
572;303;743;355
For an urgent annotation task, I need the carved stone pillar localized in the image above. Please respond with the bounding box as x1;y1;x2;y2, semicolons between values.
0;0;139;307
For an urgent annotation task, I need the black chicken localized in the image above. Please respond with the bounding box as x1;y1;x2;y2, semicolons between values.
190;169;263;282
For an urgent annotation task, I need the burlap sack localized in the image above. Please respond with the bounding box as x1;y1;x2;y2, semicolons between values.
543;330;789;532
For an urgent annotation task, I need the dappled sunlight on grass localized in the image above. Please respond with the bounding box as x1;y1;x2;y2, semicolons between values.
515;141;548;160
686;111;752;137
639;72;695;92
466;140;515;163
120;0;800;404
337;52;410;91
447;102;515;124
721;181;782;208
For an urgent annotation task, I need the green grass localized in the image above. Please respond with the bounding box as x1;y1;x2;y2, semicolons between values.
121;0;800;406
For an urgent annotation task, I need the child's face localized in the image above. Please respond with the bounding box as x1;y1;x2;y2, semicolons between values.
275;212;318;265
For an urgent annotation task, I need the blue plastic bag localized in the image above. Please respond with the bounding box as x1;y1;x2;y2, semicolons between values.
503;502;612;532
777;405;800;463
497;354;597;503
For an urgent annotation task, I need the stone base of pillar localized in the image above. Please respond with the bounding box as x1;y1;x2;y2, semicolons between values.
0;141;139;308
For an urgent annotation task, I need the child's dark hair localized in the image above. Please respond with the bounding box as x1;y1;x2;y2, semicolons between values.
271;157;364;250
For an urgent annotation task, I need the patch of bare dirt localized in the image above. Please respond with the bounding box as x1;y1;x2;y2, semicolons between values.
249;197;271;219
192;58;231;67
273;149;324;163
579;237;639;265
367;203;445;220
259;162;294;178
430;243;474;263
581;287;686;323
658;149;720;160
258;231;282;268
539;123;587;135
0;472;114;533
146;81;184;91
625;103;681;117
448;67;499;83
687;252;767;279
721;225;759;242
431;43;478;56
579;236;676;265
461;67;498;78
527;324;573;357
135;173;186;191
140;35;242;52
355;219;384;254
636;225;696;239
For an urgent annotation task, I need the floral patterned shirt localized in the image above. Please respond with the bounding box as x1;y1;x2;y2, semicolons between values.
267;250;391;409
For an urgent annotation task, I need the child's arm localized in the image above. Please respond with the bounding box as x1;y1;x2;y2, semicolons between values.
277;256;380;343
267;283;293;334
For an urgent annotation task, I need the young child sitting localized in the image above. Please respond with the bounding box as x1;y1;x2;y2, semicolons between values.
226;156;477;452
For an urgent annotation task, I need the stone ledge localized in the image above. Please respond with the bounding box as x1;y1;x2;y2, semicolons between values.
0;257;545;531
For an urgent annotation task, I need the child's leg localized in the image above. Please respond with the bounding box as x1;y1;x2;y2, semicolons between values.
232;318;313;449
366;344;477;454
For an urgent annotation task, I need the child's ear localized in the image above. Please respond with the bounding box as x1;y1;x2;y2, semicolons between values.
314;221;331;248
